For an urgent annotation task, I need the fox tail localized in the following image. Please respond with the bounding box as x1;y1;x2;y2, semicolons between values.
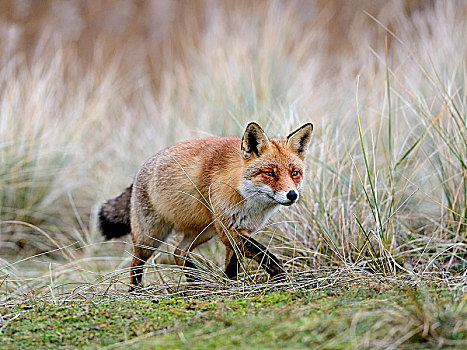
98;184;132;239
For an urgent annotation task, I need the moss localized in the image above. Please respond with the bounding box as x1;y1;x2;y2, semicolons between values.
1;287;464;349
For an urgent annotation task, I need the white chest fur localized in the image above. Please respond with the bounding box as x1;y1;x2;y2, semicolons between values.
225;196;280;232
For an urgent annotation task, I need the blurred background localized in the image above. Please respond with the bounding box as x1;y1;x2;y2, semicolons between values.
0;0;433;84
0;0;465;291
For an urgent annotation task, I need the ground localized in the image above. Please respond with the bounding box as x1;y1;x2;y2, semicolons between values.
1;282;465;349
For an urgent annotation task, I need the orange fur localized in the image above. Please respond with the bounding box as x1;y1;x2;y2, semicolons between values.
99;122;313;288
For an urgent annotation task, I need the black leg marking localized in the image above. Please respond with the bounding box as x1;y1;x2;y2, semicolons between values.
130;254;149;292
225;253;239;279
181;256;202;283
131;266;144;286
239;235;286;277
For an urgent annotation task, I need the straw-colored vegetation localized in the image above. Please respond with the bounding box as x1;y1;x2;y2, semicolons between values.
0;1;465;348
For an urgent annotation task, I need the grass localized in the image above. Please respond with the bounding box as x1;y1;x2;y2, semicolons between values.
0;0;466;348
1;284;465;349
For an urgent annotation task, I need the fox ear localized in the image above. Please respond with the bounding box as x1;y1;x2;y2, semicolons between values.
286;123;313;159
241;122;270;160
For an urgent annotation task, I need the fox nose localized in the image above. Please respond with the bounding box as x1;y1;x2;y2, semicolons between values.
286;190;298;202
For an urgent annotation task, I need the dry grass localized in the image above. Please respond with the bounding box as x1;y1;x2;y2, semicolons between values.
0;0;465;309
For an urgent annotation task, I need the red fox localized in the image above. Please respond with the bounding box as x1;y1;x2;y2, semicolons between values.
99;122;313;289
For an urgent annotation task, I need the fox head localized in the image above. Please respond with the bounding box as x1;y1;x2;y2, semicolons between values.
239;122;313;206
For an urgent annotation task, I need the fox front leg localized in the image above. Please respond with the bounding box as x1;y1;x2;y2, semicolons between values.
239;234;286;278
224;234;286;279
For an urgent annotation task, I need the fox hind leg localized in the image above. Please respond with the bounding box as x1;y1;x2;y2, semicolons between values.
173;230;216;282
130;246;154;290
129;217;173;291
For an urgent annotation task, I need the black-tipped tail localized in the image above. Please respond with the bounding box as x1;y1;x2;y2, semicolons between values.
99;184;133;239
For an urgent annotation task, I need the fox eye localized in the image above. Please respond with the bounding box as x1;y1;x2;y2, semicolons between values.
263;171;274;177
291;170;300;177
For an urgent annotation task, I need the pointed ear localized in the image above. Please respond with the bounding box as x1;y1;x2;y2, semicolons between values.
241;122;270;160
286;123;313;159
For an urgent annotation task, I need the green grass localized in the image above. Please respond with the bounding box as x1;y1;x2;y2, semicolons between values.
1;285;465;349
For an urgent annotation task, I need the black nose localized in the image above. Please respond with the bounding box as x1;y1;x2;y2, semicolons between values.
286;190;298;202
